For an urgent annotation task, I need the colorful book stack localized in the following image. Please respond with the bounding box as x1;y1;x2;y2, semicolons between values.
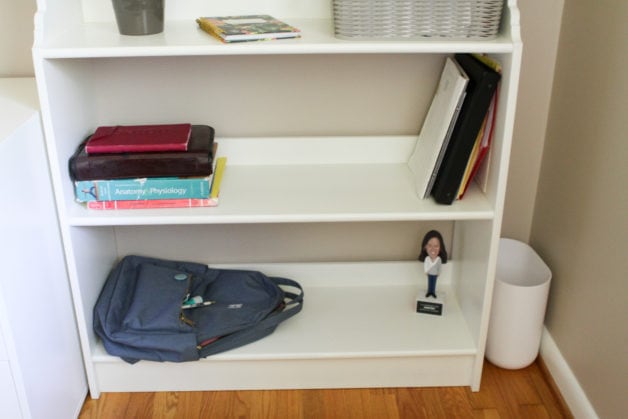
69;123;227;209
409;54;501;205
196;15;301;43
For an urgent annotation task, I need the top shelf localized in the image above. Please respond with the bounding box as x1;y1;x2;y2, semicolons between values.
35;18;519;59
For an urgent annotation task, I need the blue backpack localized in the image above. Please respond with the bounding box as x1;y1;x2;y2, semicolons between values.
94;255;303;363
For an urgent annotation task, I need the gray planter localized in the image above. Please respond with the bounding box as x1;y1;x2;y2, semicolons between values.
112;0;164;35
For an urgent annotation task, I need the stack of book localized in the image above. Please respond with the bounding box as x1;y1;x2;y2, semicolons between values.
409;53;501;205
196;15;301;43
69;123;226;210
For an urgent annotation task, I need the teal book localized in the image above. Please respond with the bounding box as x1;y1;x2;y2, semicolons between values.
74;176;212;202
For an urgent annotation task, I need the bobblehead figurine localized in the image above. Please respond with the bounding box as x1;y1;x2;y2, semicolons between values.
416;230;448;315
418;230;448;298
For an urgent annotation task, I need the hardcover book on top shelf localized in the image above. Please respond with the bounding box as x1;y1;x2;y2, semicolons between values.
196;15;301;43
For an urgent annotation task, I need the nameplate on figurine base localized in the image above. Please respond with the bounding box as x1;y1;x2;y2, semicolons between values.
416;290;446;316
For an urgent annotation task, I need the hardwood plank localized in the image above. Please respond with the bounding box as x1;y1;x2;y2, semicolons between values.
440;386;475;417
479;361;542;418
393;387;426;418
151;392;179;418
161;391;209;419
467;361;507;413
301;389;325;419
78;359;572;419
413;387;448;418
535;357;574;418
472;408;501;419
519;404;551;419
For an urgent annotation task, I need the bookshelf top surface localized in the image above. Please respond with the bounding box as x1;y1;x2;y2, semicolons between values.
35;18;518;59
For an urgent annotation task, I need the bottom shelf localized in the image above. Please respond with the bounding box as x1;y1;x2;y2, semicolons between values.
90;262;479;395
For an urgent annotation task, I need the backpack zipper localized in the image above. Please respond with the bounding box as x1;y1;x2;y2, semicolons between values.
180;311;195;327
179;273;195;327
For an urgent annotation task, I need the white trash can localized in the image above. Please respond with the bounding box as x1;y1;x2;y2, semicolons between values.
485;238;552;369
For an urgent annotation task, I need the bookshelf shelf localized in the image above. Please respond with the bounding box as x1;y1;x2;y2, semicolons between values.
65;137;495;227
38;19;517;58
89;262;477;392
34;0;522;399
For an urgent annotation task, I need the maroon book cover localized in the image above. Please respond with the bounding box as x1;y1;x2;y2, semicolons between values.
69;125;215;180
85;123;192;154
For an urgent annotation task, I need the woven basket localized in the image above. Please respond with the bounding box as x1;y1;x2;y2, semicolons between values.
333;0;504;39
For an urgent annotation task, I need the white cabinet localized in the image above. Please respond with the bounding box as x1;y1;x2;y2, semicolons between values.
32;1;522;398
0;79;86;419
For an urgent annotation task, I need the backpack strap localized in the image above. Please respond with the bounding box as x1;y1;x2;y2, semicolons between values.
272;277;304;305
262;276;304;323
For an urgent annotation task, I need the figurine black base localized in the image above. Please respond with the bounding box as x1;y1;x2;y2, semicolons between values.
416;290;445;316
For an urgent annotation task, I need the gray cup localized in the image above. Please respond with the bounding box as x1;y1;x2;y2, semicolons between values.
112;0;164;35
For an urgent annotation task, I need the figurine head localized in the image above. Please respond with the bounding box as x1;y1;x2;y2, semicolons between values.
418;230;448;263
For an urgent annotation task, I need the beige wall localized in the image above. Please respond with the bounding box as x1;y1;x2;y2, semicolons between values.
530;0;628;417
501;0;563;241
0;1;36;77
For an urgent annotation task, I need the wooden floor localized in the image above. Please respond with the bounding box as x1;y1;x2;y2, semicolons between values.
79;359;572;418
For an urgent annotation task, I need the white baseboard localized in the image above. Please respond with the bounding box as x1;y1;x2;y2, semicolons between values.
540;328;598;419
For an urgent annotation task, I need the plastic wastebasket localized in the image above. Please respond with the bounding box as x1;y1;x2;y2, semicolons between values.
485;238;552;369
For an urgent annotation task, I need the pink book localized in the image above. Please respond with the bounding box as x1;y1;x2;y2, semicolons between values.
87;198;218;210
85;123;192;154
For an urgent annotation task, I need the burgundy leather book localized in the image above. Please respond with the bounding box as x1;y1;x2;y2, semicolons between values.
69;125;215;180
85;123;192;154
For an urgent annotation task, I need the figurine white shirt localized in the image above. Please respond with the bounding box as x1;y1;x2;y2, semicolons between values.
424;256;442;275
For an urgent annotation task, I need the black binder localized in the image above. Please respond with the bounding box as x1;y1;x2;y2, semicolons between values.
431;54;501;205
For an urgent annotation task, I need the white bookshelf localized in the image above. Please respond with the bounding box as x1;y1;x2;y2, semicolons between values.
33;0;522;398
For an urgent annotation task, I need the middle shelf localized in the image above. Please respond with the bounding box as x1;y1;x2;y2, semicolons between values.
65;136;495;226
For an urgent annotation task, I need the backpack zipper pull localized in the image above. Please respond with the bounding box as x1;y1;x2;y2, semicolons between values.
179;312;195;327
181;300;215;310
182;295;203;307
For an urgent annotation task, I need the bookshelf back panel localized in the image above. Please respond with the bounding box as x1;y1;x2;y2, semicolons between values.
112;221;454;264
85;54;442;137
